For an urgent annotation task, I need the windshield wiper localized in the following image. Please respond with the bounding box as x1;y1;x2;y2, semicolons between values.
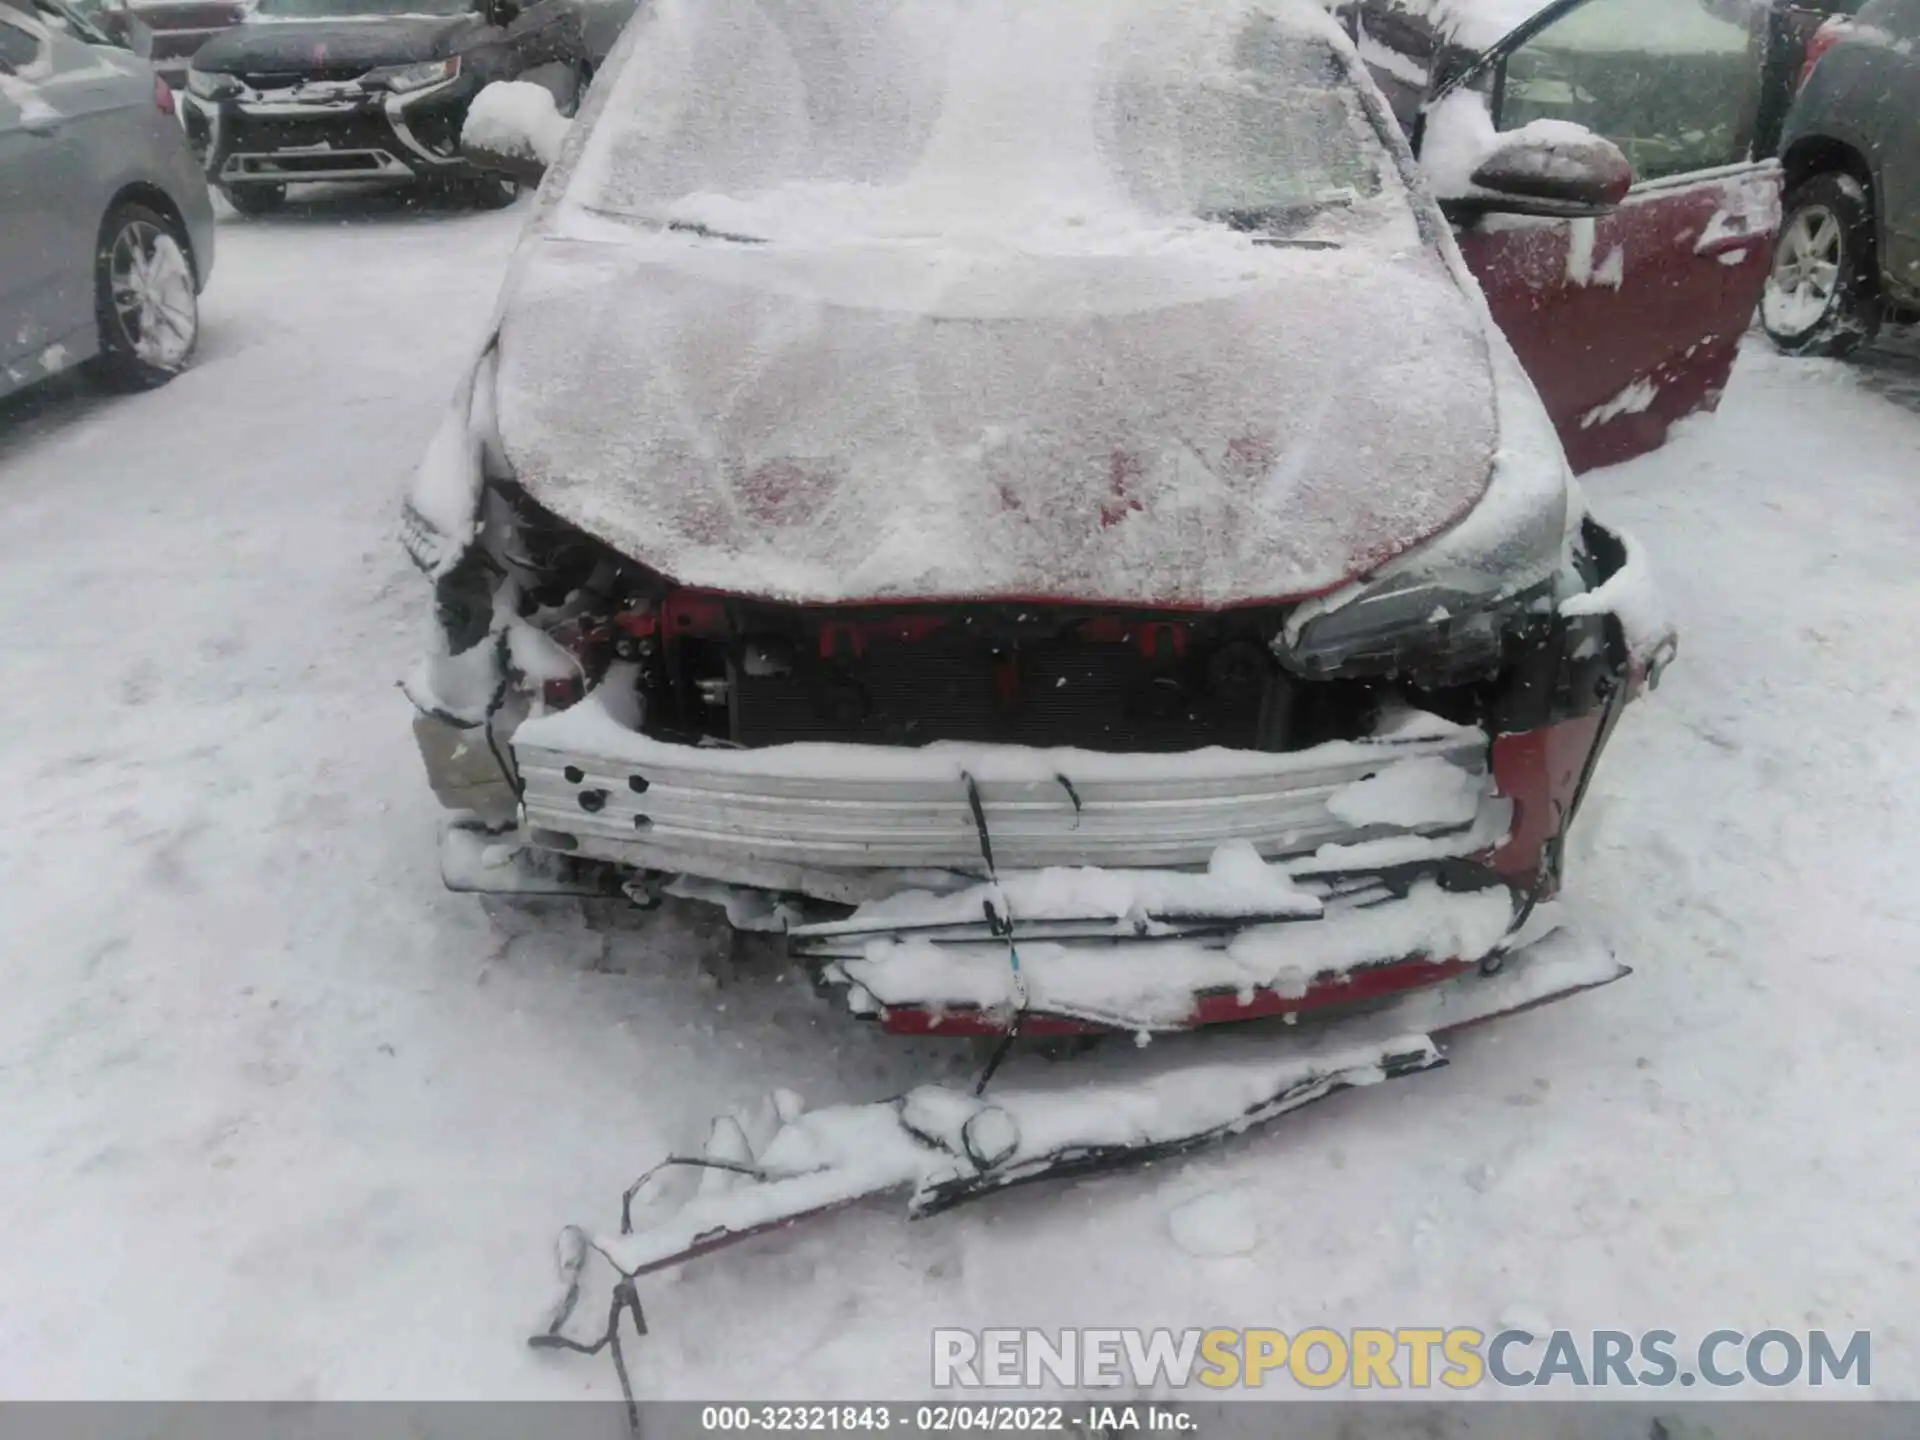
660;219;765;245
1208;198;1352;247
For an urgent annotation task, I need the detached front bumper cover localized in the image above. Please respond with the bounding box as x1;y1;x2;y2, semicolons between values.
531;927;1628;1411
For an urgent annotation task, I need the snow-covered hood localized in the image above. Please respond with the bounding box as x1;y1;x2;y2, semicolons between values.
194;13;481;72
489;222;1500;609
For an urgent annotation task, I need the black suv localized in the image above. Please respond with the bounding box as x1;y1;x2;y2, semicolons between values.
177;0;630;212
1764;0;1920;354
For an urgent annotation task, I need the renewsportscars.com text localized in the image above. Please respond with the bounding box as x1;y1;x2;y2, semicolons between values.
932;1327;1871;1391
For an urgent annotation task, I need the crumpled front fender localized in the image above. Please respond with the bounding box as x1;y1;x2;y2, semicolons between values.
1562;514;1678;699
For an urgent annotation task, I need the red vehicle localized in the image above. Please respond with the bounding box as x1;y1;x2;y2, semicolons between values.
401;0;1776;1358
1344;0;1786;471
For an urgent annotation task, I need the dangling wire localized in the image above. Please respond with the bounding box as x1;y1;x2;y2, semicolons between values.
1054;773;1084;827
619;1154;765;1234
483;625;525;800
528;1260;648;1438
962;772;1028;1095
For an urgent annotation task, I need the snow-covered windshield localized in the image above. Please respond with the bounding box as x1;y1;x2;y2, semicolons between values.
566;0;1408;246
253;0;473;18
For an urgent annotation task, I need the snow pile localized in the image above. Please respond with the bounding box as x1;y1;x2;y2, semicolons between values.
1167;1188;1264;1258
1325;754;1484;829
462;80;572;170
1417;89;1499;200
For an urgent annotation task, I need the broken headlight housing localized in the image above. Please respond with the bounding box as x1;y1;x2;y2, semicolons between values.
1273;572;1557;685
1275;323;1580;687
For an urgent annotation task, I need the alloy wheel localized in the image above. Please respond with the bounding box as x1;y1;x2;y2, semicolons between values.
108;220;198;371
1764;204;1844;330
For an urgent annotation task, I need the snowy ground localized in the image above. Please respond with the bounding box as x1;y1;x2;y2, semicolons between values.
1;195;1917;1402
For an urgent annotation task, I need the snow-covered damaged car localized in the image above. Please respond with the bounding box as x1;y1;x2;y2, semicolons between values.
395;0;1765;1352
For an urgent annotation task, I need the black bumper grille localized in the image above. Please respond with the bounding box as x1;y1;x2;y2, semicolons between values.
224;110;401;155
729;638;1277;752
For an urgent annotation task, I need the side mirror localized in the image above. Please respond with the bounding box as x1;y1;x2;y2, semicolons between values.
459;78;571;188
1466;126;1633;218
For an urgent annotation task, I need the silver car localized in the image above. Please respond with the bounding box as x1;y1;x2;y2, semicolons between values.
0;0;214;400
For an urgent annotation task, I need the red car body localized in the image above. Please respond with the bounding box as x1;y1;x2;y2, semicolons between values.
403;0;1765;1041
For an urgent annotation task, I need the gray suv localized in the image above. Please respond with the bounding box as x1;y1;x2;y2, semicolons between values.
1764;0;1920;354
0;0;215;401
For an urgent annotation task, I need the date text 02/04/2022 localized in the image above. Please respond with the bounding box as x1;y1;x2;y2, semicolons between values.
697;1405;1196;1433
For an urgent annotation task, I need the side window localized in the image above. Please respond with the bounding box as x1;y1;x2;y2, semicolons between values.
1496;0;1763;182
0;14;46;70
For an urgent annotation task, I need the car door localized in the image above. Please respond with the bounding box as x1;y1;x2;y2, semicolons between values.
0;5;74;380
1440;0;1784;473
32;10;150;347
1858;0;1920;300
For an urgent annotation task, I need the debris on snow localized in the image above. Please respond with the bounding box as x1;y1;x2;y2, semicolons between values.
542;1029;1445;1299
536;929;1627;1371
1167;1188;1264;1258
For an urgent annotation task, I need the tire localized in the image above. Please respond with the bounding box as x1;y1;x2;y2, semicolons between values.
1761;173;1882;358
219;182;287;216
463;174;522;211
89;202;199;393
